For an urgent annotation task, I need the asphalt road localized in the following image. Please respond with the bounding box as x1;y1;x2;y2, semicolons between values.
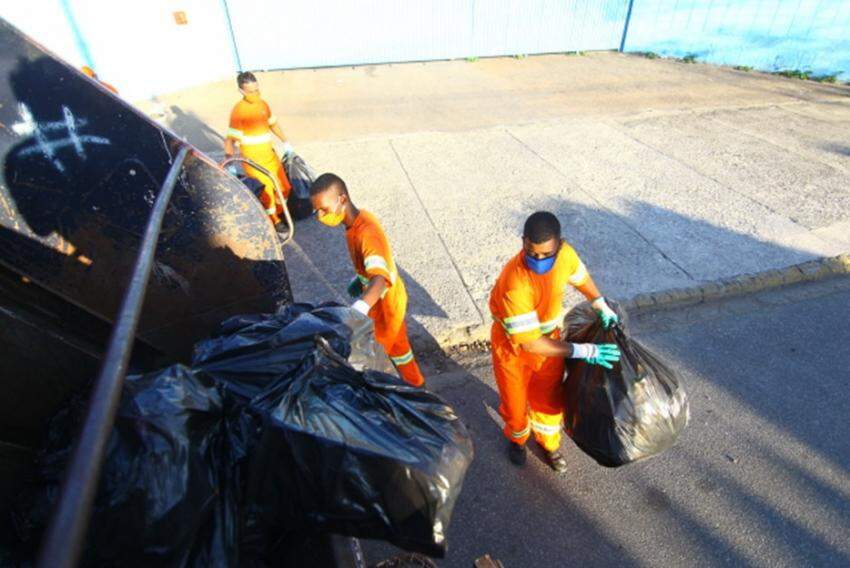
363;276;850;567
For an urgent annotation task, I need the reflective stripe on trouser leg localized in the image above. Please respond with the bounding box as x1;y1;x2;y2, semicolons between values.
491;331;532;446
510;424;531;440
382;321;424;387
258;186;280;224
528;355;565;452
390;350;414;366
529;409;562;452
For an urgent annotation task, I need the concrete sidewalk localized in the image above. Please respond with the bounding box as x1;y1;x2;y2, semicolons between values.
143;52;850;347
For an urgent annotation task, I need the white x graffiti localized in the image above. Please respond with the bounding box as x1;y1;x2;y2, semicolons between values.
11;102;111;173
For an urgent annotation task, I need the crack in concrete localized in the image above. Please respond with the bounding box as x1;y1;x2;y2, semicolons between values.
704;110;850;176
388;139;486;324
504;127;695;281
605;119;792;226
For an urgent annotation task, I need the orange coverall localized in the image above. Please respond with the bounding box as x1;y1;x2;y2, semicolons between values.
346;210;425;387
488;241;590;451
227;98;291;223
80;66;118;94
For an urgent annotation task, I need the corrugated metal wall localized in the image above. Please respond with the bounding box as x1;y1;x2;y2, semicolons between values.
225;0;631;71
623;0;850;81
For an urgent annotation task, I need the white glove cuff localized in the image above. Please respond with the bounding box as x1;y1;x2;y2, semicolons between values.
570;343;598;359
282;141;294;155
351;299;370;316
591;296;609;311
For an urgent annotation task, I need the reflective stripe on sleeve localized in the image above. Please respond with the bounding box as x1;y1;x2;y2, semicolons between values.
539;310;564;334
364;255;389;272
501;311;541;335
227;127;243;140
568;260;589;286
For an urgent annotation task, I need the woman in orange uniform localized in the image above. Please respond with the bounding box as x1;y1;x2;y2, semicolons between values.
224;72;293;226
489;211;620;473
309;173;425;387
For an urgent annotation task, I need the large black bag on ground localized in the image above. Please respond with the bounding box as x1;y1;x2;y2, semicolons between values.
562;301;689;467
10;366;239;567
283;153;317;220
193;304;473;559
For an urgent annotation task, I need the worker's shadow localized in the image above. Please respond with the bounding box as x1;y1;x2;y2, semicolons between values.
360;344;643;567
285;216;448;322
166;104;226;154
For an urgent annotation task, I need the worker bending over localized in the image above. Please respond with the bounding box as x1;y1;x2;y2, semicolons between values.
225;72;293;226
309;173;425;387
489;211;620;473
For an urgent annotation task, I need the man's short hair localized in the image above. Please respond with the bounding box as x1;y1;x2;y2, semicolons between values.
237;71;257;88
310;173;349;197
523;211;561;244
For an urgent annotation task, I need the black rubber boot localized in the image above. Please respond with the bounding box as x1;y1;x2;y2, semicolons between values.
545;450;568;474
508;442;527;466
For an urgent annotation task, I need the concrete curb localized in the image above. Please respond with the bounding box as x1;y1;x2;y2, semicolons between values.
433;253;850;352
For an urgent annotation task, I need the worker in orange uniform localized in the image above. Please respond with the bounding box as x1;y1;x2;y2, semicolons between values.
80;66;118;94
224;71;293;227
489;211;621;473
309;173;426;387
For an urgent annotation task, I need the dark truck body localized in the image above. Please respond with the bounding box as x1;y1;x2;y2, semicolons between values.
0;16;293;555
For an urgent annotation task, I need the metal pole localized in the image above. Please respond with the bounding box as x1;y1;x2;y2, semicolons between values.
37;145;191;568
221;156;295;245
619;0;637;53
220;0;243;72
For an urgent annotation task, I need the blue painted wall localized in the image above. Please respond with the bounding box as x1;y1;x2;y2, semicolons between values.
623;0;850;81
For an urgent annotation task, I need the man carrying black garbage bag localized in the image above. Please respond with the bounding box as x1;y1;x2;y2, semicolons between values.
310;173;426;387
488;211;621;473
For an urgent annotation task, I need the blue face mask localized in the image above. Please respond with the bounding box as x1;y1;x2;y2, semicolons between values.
525;253;556;274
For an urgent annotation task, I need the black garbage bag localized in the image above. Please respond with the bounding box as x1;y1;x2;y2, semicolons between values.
283;153;316;220
243;344;473;558
85;366;239;566
195;304;473;558
9;366;239;567
562;301;689;467
193;303;394;401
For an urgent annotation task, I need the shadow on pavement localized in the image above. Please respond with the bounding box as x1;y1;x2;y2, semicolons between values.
283;192;849;565
362;347;643;568
163;104;225;154
285;213;448;322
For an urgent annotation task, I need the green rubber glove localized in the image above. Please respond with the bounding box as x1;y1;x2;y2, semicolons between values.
591;297;619;329
571;343;621;369
347;277;364;298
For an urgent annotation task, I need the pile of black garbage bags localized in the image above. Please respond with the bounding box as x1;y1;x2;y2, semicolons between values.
562;301;689;467
11;304;473;566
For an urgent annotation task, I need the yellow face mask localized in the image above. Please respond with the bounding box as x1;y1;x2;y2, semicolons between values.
241;91;261;103
317;196;345;227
